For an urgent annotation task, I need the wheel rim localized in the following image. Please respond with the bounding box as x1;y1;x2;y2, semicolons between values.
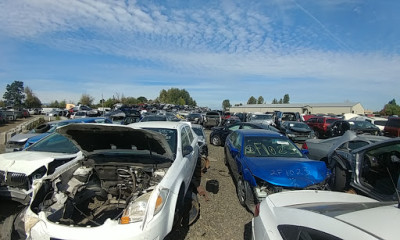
237;179;246;203
212;136;220;145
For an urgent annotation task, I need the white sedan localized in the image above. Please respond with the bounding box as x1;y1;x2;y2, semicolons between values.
25;122;199;240
252;190;400;240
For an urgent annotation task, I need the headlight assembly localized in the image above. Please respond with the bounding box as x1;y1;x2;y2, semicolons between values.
120;188;169;225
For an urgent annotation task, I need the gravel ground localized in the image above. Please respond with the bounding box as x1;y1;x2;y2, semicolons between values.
166;130;253;240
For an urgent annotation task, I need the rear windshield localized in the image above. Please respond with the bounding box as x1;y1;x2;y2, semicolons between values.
387;118;400;128
326;119;337;124
243;136;303;158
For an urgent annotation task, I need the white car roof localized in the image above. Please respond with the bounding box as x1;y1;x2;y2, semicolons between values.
129;121;190;130
265;190;400;239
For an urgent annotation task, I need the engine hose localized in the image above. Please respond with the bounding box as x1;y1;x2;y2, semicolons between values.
117;168;136;194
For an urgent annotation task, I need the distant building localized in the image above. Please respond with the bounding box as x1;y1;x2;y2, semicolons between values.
229;102;364;115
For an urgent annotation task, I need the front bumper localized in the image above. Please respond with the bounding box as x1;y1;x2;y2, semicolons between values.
28;210;170;240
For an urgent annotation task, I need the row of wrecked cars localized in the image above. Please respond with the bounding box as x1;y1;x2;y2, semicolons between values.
0;119;209;239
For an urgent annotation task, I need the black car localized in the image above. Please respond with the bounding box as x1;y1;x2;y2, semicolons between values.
328;120;380;138
328;137;400;201
280;121;315;143
187;113;204;124
209;122;280;146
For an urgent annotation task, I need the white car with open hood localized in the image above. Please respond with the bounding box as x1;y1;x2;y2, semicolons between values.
0;132;82;204
25;123;199;240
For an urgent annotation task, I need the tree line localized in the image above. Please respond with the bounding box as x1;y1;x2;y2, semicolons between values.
1;81;197;109
222;94;290;111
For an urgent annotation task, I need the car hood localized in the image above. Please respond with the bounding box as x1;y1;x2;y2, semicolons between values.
245;157;328;188
0;151;79;175
8;133;40;142
56;124;173;159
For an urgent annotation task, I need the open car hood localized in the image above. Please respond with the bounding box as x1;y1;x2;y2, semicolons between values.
56;124;173;159
245;157;328;188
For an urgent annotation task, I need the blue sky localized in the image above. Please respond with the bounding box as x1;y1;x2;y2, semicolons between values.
0;0;399;111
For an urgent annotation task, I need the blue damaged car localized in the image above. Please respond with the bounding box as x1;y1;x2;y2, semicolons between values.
224;129;330;213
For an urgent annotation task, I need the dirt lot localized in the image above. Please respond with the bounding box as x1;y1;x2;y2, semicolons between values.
166;132;253;240
0;119;253;240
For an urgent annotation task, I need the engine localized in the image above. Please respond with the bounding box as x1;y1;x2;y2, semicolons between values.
38;162;169;227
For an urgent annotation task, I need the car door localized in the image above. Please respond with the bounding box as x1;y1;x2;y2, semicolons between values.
226;131;242;180
180;125;198;189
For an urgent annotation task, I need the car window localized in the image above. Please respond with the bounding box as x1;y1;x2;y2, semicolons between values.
348;140;369;150
184;125;194;144
243;136;303;158
142;128;177;155
26;133;79;154
192;127;204;138
278;225;342;240
362;143;400;196
181;127;191;151
326;119;337;124
317;118;324;123
228;124;241;131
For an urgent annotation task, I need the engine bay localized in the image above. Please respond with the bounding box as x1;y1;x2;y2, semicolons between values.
33;157;171;227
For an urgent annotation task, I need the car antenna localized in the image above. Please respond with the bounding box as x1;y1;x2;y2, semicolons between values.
386;167;400;208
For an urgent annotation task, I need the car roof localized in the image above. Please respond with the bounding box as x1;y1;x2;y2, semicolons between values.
129;121;189;130
236;128;284;137
266;190;400;239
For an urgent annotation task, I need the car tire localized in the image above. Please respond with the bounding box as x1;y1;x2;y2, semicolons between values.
333;164;349;191
211;135;221;146
237;176;256;213
34;123;50;133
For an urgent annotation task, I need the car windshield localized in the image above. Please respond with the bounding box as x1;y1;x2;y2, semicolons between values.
26;133;80;154
243;136;303;158
252;115;272;120
142;128;178;156
192;127;204;137
350;121;376;129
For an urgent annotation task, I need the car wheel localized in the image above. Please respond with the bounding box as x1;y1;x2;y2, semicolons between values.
332;164;349;191
211;135;221;146
34;123;50;133
237;176;256;213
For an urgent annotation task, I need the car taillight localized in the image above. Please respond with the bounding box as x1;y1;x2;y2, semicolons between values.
301;142;308;150
254;203;260;217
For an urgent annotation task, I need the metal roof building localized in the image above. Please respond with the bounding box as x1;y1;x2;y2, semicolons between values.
229;102;364;115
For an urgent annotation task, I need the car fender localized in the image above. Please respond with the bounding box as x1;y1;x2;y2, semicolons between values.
242;168;257;187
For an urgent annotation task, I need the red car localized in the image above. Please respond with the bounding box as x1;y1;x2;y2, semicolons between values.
306;116;340;138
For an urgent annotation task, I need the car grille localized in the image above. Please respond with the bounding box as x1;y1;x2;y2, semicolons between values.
0;172;30;190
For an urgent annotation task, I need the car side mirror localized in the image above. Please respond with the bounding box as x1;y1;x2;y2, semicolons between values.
301;149;309;155
183;145;194;157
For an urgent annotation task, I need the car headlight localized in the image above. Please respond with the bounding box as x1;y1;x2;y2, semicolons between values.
24;211;40;234
120;188;169;224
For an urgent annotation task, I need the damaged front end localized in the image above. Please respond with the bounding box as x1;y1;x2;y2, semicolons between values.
28;157;171;229
252;176;330;200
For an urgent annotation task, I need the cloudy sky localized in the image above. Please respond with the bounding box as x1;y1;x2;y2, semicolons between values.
0;0;399;111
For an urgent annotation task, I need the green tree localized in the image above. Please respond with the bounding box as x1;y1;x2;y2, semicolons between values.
381;99;400;116
247;96;257;104
24;86;42;108
3;81;25;107
137;96;148;104
80;94;95;107
283;94;290;104
222;99;231;111
0;100;5;107
278;98;283;104
272;98;278;104
157;88;196;106
257;96;264;104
